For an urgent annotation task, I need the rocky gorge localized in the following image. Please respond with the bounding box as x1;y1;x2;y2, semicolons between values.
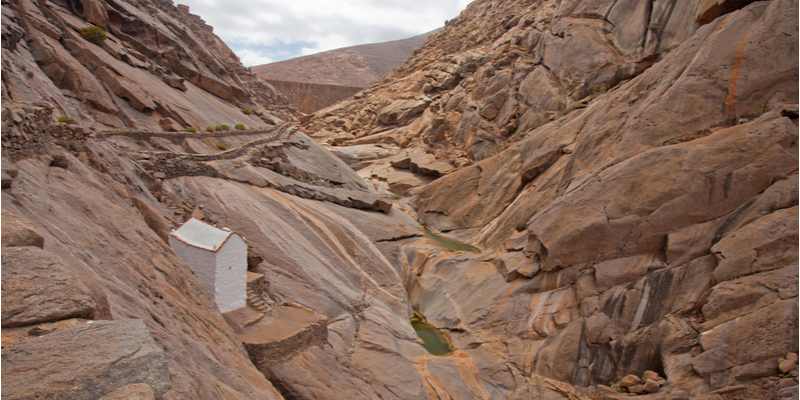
1;0;798;400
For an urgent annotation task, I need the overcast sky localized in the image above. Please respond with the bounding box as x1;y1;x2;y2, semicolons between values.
177;0;473;67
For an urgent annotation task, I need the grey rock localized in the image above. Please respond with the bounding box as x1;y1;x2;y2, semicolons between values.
1;247;97;327
1;211;45;248
1;319;169;400
779;386;799;400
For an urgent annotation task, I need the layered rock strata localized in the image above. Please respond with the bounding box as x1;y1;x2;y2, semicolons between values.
2;0;298;131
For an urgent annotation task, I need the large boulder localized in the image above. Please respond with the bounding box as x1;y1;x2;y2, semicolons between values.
1;319;170;399
1;210;45;248
1;246;99;327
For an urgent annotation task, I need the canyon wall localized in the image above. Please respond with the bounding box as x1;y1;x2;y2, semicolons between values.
2;0;299;132
1;0;798;399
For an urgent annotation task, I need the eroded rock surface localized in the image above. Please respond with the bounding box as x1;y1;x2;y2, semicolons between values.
2;246;99;327
0;0;796;398
2;319;170;400
2;0;299;131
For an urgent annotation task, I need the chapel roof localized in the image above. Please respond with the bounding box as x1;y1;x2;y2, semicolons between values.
169;218;238;252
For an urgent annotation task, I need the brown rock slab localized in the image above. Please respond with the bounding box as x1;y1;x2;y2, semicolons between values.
2;157;18;189
619;374;642;390
780;359;798;374
1;210;45;248
667;390;690;400
96;66;156;113
227;305;328;369
642;378;659;393
711;206;799;283
98;383;155;400
642;370;659;381
1;247;98;327
2;319;169;399
692;299;799;388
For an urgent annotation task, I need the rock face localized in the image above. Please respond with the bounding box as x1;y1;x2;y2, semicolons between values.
0;0;797;399
1;210;45;247
2;140;286;399
1;0;299;131
1;246;100;327
297;0;797;398
2;319;170;399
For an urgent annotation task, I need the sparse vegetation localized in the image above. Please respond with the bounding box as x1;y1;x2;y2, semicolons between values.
215;124;229;131
241;108;252;115
79;26;107;46
234;123;245;130
26;70;34;78
528;119;546;130
205;126;214;132
58;116;77;124
590;84;610;97
216;143;227;150
184;127;197;133
750;100;771;117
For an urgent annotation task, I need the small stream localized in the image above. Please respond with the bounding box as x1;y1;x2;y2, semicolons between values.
409;225;480;356
421;225;480;254
410;310;455;356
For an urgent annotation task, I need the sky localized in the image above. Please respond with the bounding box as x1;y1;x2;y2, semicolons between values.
176;0;474;67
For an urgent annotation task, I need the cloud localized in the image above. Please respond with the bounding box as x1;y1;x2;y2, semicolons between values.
177;0;473;65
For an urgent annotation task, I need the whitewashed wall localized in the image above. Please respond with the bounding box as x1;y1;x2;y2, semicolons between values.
169;236;218;300
213;234;247;312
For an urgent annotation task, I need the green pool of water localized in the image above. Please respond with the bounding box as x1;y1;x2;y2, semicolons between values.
410;310;454;356
421;225;480;254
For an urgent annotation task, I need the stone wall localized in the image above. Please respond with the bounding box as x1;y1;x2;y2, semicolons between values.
244;314;328;374
265;80;362;114
1;101;90;162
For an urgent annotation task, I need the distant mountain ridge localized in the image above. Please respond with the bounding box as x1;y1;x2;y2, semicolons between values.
252;29;440;89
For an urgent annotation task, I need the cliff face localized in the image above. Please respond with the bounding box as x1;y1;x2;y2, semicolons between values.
1;0;798;399
300;0;799;398
1;0;299;131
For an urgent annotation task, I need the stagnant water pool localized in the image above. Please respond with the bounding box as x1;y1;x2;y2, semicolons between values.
421;225;480;254
410;309;454;356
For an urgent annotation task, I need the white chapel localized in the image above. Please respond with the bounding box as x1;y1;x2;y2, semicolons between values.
169;218;247;312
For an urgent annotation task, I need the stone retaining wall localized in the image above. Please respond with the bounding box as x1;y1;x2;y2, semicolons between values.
244;316;328;373
2;102;90;162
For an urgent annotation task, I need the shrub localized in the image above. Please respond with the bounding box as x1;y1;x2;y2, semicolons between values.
216;143;227;150
184;127;197;133
234;123;245;130
215;124;229;131
205;126;214;132
57;116;77;124
241;108;252;115
79;26;107;46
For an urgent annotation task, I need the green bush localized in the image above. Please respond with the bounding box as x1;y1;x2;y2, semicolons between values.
241;108;252;115
234;123;245;130
205;126;214;132
184;127;197;133
216;143;227;150
79;26;107;46
57;116;77;124
215;124;229;131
